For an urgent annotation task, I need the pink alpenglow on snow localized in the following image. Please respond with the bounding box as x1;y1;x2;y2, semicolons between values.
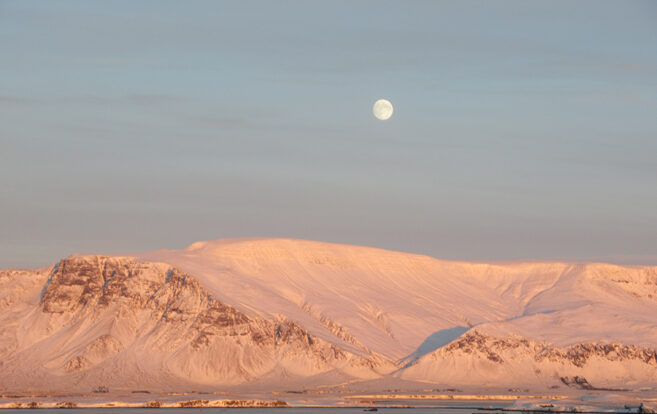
1;238;656;399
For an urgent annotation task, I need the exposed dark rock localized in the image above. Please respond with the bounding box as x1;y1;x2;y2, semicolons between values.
440;330;657;369
560;376;627;391
560;375;594;390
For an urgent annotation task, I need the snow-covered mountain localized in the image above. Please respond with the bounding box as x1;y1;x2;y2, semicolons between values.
1;238;656;393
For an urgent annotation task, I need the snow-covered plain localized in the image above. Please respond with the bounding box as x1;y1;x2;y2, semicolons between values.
1;238;656;405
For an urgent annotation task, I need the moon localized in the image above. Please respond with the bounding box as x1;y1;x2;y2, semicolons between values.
373;99;393;120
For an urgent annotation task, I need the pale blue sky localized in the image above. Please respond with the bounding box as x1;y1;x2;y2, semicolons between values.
1;1;656;268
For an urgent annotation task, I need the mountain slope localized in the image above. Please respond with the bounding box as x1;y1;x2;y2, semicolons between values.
139;239;571;359
399;330;657;389
139;239;657;354
0;254;390;392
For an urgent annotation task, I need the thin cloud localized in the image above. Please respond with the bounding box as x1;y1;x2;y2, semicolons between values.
0;93;184;106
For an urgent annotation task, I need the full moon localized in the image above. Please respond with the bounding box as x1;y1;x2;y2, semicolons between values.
373;99;393;120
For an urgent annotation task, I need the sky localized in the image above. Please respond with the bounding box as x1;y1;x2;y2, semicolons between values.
1;1;657;268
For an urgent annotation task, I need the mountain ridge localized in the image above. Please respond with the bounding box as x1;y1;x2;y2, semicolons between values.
1;238;656;393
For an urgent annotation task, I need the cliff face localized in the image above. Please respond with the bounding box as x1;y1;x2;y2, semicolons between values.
0;255;389;392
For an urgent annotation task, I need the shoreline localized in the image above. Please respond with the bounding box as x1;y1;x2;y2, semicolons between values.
0;393;654;412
